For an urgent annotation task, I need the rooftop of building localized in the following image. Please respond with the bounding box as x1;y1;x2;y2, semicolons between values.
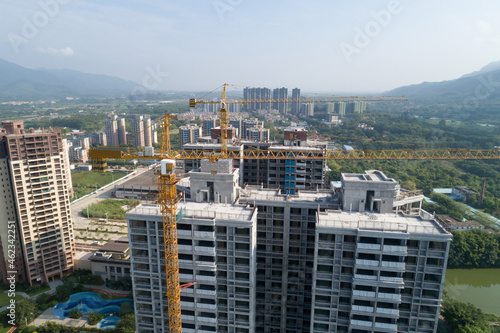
342;170;397;183
182;142;242;149
98;237;130;254
454;186;478;194
240;185;338;205
117;169;157;188
318;210;449;235
128;202;256;222
436;215;484;228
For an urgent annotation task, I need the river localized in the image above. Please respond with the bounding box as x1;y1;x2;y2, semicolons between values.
445;268;500;315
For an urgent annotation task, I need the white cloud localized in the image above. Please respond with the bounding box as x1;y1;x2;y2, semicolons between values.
36;47;74;56
476;20;491;34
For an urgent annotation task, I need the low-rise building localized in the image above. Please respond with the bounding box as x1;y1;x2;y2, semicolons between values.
435;215;485;231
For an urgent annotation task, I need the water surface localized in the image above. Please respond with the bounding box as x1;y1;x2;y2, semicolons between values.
445;269;500;315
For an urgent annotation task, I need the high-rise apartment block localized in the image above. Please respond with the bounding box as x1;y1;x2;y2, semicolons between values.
105;115;127;146
327;102;347;117
347;101;367;114
179;124;202;149
335;102;347;117
245;127;269;142
203;118;219;137
243;87;271;111
131;115;153;148
132;116;145;147
129;163;450;333
272;87;288;113
301;103;315;117
91;132;107;146
241;119;264;140
291;88;301;114
0;121;75;285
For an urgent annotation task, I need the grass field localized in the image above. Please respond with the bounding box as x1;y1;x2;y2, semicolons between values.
82;198;139;219
0;293;25;308
71;171;127;198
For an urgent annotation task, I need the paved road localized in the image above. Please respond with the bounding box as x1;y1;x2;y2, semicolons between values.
71;167;149;229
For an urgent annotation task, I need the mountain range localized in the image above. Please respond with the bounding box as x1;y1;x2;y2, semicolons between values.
2;58;500;106
0;58;141;100
385;61;500;104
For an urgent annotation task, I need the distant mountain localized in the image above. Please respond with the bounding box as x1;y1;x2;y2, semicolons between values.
0;58;142;100
385;62;500;105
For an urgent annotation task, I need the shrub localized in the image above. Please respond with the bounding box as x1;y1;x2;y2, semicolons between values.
49;300;58;307
88;312;104;325
87;274;104;286
120;302;132;314
36;293;52;311
68;309;82;319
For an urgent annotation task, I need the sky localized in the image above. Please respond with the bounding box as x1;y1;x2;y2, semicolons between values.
1;0;500;94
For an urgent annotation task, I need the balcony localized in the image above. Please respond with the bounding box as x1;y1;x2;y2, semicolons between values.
195;274;216;282
177;229;192;237
378;293;401;301
374;322;398;330
193;231;215;239
383;245;407;253
350;320;373;328
376;308;399;316
358;243;381;251
355;259;379;267
381;261;405;269
353;290;376;298
197;316;216;324
177;245;193;252
194;246;216;255
353;274;377;281
196;289;216;296
351;305;374;313
380;276;404;283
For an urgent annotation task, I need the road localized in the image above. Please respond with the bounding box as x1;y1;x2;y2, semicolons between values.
70;167;149;229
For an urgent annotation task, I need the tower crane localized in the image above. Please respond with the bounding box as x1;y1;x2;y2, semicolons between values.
89;85;500;333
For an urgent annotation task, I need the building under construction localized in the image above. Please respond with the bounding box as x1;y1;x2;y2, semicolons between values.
128;160;451;333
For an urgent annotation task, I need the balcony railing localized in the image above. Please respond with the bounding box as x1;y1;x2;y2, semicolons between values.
350;320;373;328
383;245;407;253
381;261;405;269
355;259;379;267
378;293;401;301
374;322;398;330
353;290;376;298
354;274;377;281
376;308;399;316
352;305;374;313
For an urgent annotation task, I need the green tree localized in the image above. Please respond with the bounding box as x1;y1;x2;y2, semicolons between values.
441;298;491;332
15;298;37;325
55;280;75;301
115;313;136;333
120;301;132;313
68;309;82;319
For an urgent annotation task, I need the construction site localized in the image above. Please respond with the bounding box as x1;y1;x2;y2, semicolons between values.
87;85;500;333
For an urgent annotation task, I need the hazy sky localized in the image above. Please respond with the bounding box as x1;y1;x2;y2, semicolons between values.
1;0;499;93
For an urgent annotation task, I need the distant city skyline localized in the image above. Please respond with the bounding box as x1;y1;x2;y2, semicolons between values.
1;1;499;93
